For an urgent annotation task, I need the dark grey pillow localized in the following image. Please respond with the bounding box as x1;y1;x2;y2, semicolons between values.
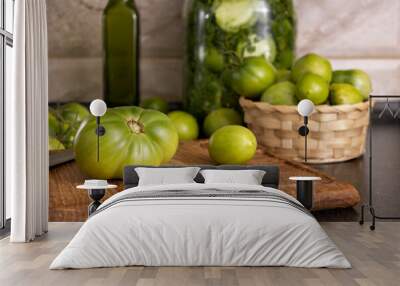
123;165;280;189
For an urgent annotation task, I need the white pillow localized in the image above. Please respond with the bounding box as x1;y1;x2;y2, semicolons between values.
200;169;266;185
135;167;201;186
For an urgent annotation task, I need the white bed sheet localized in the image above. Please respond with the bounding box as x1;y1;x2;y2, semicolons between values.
50;183;350;269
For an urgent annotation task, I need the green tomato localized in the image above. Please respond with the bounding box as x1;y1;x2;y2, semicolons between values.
140;97;169;114
208;125;257;164
261;81;298;105
237;34;277;63
168;111;199;141
214;0;256;33
59;102;90;126
74;106;179;179
205;47;225;72
296;73;329;105
229;57;276;98
58;103;90;147
49;137;65;151
203;108;243;137
332;69;372;100
292;53;332;83
330;83;364;105
49;112;61;137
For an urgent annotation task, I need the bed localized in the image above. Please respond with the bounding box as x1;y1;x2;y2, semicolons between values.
50;165;350;269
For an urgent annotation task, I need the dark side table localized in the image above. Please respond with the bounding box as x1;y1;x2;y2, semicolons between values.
77;183;117;216
289;177;321;210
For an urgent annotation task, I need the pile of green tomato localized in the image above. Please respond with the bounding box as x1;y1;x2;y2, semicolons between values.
67;98;256;179
142;97;257;166
201;51;372;108
258;53;372;106
162;50;372;168
48;103;90;151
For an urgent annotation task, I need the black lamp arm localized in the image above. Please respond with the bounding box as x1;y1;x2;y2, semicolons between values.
95;116;106;162
298;116;309;163
298;116;309;137
95;117;106;136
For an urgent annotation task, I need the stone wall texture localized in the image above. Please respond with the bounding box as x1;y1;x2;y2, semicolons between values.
47;0;400;103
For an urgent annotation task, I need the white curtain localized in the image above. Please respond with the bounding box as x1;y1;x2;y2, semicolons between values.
7;0;49;242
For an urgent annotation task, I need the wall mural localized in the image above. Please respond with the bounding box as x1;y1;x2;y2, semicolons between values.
47;0;398;221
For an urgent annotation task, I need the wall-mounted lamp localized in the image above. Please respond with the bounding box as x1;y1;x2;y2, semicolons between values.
297;99;315;163
293;100;318;210
89;99;107;162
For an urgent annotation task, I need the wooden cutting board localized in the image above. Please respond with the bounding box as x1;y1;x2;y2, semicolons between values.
49;140;360;222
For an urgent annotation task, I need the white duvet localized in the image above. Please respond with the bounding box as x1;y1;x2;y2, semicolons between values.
50;183;351;269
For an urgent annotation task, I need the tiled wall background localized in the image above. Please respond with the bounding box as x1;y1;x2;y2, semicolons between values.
47;0;400;103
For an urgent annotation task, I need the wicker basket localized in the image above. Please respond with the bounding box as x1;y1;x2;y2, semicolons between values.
240;97;369;164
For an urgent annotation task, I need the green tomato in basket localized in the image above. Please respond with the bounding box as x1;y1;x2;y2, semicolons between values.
48;112;61;137
292;53;333;83
203;108;243;137
74;106;179;179
59;102;90;126
228;57;276;98
332;69;372;100
296;73;330;105
49;137;65;151
208;125;257;164
214;0;256;33
330;83;364;105
261;81;298;105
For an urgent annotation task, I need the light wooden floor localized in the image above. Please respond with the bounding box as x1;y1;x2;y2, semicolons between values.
0;222;399;286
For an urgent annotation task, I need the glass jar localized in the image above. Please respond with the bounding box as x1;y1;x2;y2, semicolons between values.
183;0;296;120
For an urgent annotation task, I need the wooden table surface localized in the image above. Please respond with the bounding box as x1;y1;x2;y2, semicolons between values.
49;140;360;222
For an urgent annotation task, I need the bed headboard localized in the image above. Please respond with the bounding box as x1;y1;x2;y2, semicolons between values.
123;165;280;189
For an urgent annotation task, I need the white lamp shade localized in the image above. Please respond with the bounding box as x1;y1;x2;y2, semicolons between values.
90;99;107;117
297;99;315;117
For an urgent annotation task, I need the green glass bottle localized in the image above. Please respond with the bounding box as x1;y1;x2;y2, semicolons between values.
103;0;139;107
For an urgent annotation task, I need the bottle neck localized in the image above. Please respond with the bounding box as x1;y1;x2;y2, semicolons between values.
106;0;136;10
109;0;134;4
